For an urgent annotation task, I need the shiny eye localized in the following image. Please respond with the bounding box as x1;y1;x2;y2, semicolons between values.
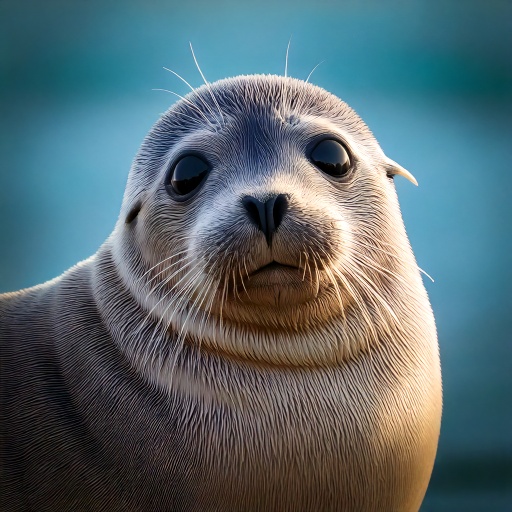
166;155;210;196
309;139;351;178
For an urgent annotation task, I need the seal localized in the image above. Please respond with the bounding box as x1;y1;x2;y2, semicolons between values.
1;75;441;512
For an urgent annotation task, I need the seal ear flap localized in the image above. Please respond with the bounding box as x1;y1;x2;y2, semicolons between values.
385;158;418;186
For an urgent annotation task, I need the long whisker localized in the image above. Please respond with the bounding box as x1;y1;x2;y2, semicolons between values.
338;261;400;332
347;238;435;283
163;66;197;93
218;267;229;330
322;223;435;283
311;249;321;297
189;42;225;127
177;269;214;340
330;264;379;344
182;274;215;360
242;256;250;282
137;257;206;342
152;88;217;130
323;265;346;322
163;66;221;124
197;269;220;340
199;276;220;341
141;254;194;291
305;60;324;83
148;265;207;370
232;267;241;302
138;246;221;343
143;258;197;302
347;250;411;288
236;254;250;298
284;36;292;78
136;248;191;283
145;249;219;365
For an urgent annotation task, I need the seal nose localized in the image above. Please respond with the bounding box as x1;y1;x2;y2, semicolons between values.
242;194;288;246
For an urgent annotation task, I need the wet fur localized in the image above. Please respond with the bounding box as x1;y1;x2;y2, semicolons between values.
1;75;441;511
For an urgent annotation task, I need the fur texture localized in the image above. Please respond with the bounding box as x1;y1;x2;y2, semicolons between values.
1;75;441;511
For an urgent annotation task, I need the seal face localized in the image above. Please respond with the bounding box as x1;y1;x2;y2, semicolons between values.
1;75;441;511
115;75;427;371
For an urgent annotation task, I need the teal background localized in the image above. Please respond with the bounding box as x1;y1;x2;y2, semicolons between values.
1;0;511;509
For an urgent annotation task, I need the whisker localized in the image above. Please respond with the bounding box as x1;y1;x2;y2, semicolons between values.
137;257;205;342
284;36;292;78
138;246;221;344
348;250;411;288
232;267;241;301
347;237;435;283
189;42;225;127
301;251;308;281
200;273;220;341
237;256;250;298
152;88;217;130
151;265;207;373
143;258;197;303
163;66;197;93
323;265;346;322
311;249;321;297
338;262;400;335
141;254;194;291
305;60;324;83
242;256;250;282
219;268;229;330
136;249;191;283
186;275;215;354
331;264;379;344
149;260;209;351
163;66;222;125
197;271;219;340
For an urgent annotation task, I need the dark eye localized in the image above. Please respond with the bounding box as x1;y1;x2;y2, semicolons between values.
166;155;210;196
310;139;351;178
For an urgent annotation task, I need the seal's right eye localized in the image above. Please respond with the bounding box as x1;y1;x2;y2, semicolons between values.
309;139;351;179
166;155;210;197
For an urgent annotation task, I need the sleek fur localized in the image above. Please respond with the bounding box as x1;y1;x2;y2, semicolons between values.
1;75;441;511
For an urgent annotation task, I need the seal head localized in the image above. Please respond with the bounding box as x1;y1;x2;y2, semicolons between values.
111;75;430;373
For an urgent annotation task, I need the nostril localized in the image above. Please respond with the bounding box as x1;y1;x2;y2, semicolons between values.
242;196;265;230
272;194;288;231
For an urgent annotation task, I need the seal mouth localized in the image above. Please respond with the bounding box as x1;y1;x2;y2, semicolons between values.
245;260;307;290
250;261;299;277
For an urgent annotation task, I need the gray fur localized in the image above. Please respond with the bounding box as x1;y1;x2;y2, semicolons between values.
1;75;441;511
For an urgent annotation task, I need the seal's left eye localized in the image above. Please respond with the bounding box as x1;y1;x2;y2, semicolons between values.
309;139;351;178
167;155;210;196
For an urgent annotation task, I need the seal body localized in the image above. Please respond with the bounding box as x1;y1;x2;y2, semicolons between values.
1;75;441;511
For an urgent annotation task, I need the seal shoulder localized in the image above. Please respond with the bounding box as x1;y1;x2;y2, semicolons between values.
0;258;126;511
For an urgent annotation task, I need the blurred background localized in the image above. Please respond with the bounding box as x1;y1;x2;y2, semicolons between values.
1;0;510;509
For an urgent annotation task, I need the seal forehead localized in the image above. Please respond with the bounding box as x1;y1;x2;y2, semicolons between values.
151;75;380;177
164;75;373;139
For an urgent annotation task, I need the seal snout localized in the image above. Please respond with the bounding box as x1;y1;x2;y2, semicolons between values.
242;194;288;246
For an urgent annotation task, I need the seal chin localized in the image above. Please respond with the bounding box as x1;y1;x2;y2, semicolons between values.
240;263;320;307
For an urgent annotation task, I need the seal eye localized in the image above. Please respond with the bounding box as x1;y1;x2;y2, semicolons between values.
167;155;210;196
310;139;351;178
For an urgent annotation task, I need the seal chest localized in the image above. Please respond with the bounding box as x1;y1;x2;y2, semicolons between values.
1;75;441;511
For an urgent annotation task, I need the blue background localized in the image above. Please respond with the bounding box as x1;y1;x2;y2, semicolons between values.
1;1;510;509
